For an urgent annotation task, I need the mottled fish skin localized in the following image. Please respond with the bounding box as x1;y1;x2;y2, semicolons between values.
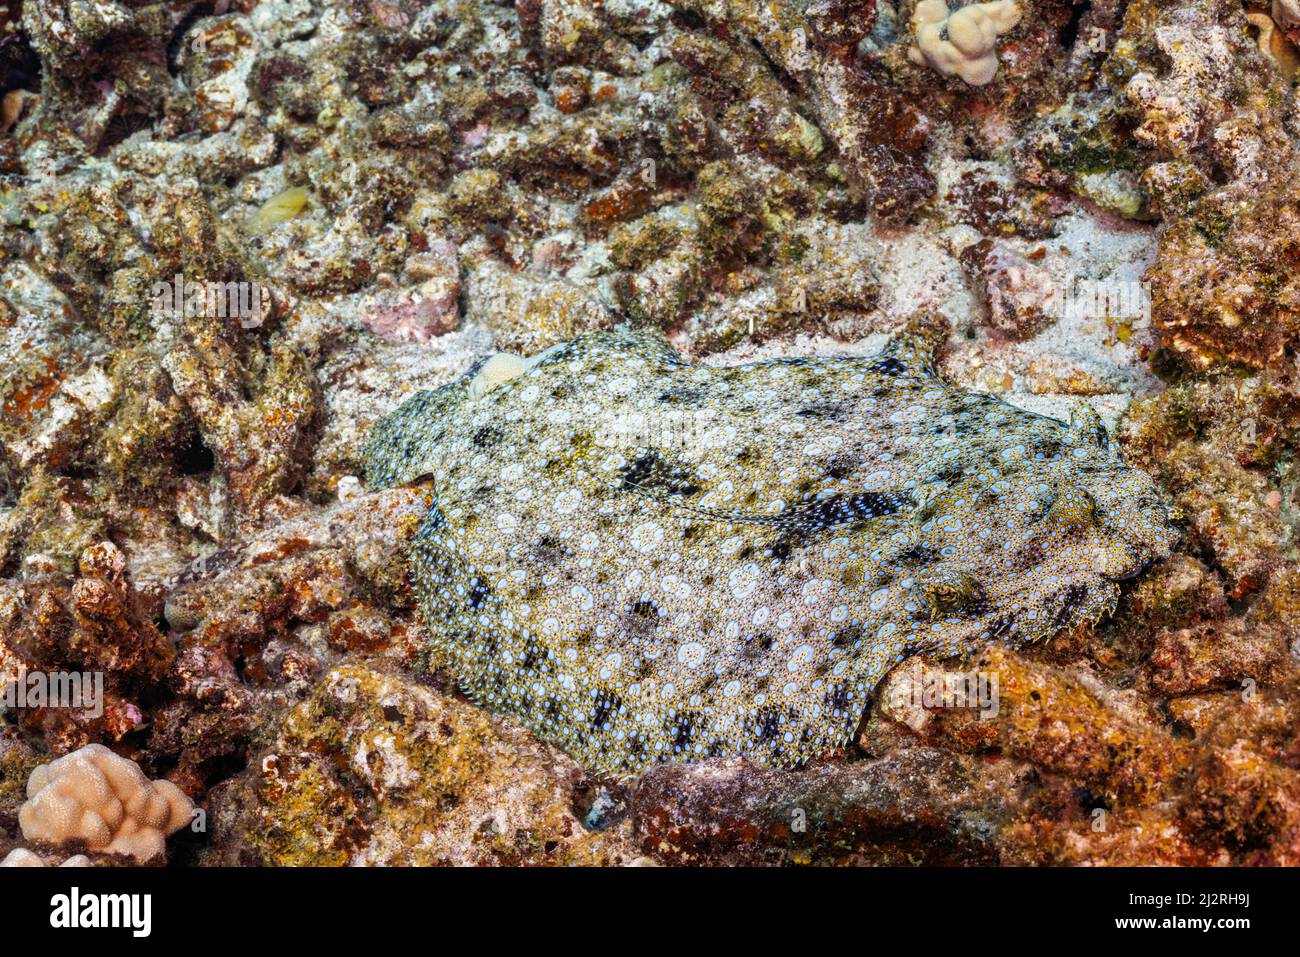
365;324;1178;778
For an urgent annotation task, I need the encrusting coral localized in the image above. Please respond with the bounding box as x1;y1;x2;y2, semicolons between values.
18;744;193;862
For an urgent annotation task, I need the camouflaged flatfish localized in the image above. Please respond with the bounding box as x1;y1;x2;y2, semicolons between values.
365;323;1177;778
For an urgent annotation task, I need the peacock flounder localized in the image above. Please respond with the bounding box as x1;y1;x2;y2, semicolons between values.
365;321;1177;777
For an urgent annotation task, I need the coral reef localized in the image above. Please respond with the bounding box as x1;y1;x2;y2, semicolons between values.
200;661;628;865
0;0;1295;867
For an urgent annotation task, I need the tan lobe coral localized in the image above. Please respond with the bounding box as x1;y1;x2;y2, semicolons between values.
908;0;1022;86
0;849;91;867
18;744;194;862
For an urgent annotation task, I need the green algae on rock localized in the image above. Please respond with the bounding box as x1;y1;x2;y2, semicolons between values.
365;323;1178;778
